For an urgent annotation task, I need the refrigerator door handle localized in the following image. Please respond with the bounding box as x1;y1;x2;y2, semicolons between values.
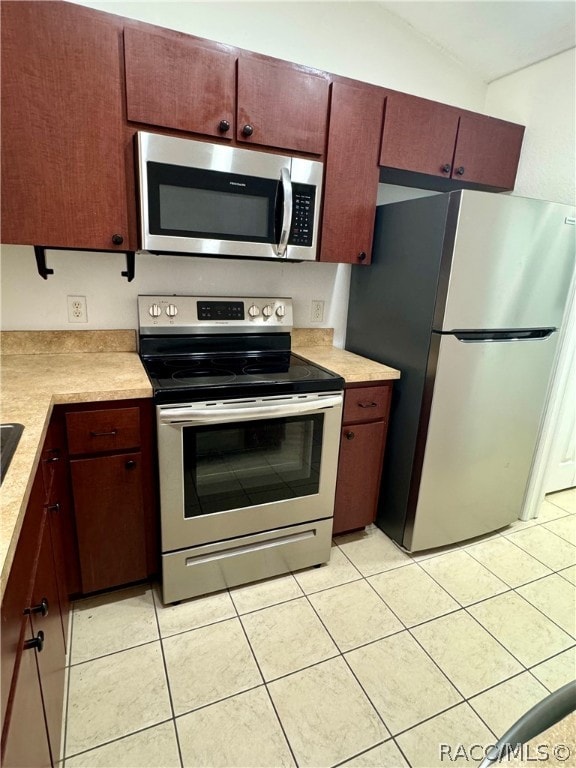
454;329;555;343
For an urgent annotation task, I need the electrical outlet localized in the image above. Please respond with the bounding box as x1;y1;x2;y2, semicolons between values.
67;295;88;323
311;299;324;323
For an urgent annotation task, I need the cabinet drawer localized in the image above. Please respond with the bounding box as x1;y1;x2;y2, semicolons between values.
343;385;391;424
66;407;141;455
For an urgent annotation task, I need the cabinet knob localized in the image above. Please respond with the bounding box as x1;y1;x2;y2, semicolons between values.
357;251;367;262
125;460;136;470
26;598;49;618
111;233;124;245
455;166;465;176
218;119;231;133
242;124;254;137
358;402;378;408
441;163;451;174
45;503;60;513
345;431;355;440
24;630;44;653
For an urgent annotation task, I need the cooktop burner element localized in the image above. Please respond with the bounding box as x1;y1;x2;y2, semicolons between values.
138;295;344;403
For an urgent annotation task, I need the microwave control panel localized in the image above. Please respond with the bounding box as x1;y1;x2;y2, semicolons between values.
289;183;315;247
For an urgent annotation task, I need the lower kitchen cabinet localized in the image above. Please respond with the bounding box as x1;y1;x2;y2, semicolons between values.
1;470;66;768
70;452;148;593
333;383;392;535
64;399;158;594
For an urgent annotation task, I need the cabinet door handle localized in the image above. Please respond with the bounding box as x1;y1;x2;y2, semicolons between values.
218;119;231;132
45;503;60;513
358;402;378;408
441;163;451;174
125;460;137;470
242;124;254;136
345;431;355;440
112;233;124;245
24;630;44;652
43;455;60;464
357;251;367;262
26;598;49;617
90;430;118;437
455;166;465;176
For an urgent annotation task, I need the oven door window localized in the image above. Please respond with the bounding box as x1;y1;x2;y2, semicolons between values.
182;414;323;517
147;161;279;243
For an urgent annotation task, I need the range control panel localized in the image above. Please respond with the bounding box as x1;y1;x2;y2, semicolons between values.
138;295;294;333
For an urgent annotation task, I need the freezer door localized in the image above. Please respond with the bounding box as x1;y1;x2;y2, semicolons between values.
438;192;575;331
407;330;559;551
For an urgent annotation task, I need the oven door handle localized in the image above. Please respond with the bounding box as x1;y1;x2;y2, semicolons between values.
159;395;343;426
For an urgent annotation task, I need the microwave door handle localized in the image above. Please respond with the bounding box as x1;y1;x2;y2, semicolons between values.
277;167;292;258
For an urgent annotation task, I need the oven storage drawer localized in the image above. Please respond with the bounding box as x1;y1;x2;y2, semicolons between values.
162;518;332;603
66;407;141;455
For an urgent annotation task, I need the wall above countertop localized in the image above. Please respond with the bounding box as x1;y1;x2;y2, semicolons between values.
0;246;352;348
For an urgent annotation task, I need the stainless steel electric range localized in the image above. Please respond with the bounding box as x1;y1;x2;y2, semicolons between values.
138;295;344;603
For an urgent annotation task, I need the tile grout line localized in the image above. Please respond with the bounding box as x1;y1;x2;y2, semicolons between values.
230;587;302;768
62;718;177;763
151;584;185;768
299;582;407;765
61;604;75;767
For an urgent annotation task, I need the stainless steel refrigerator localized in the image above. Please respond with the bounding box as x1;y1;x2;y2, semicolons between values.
346;190;575;551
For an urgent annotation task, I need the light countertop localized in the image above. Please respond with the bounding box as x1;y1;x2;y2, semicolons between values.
0;339;151;596
0;328;400;596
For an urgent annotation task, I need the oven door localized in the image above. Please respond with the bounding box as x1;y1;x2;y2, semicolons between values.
157;393;343;552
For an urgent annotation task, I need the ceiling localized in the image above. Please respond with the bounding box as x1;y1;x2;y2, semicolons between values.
379;1;576;83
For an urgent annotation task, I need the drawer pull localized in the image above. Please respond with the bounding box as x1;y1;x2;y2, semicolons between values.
90;430;118;438
358;402;378;408
345;431;355;440
26;598;49;618
24;631;44;653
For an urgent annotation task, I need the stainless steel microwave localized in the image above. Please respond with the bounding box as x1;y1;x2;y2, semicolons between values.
136;132;323;261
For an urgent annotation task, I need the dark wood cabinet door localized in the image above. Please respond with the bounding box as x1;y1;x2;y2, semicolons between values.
124;26;236;139
1;621;51;768
333;420;389;536
380;92;459;177
0;470;45;730
320;82;384;264
29;519;66;766
70;452;147;593
237;58;329;154
1;1;130;250
453;113;525;190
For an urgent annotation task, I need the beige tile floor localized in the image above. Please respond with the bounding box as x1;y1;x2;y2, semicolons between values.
62;489;576;768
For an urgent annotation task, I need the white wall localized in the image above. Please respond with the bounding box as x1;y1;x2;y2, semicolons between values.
0;1;489;342
485;48;576;205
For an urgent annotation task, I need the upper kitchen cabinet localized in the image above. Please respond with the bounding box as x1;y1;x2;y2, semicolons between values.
451;113;525;190
380;91;524;190
124;26;236;139
236;58;330;155
0;1;131;251
380;92;460;177
320;82;385;264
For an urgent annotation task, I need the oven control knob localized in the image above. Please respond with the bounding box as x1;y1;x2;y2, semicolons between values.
275;305;286;318
262;304;273;318
248;304;260;318
149;304;162;318
165;304;178;318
